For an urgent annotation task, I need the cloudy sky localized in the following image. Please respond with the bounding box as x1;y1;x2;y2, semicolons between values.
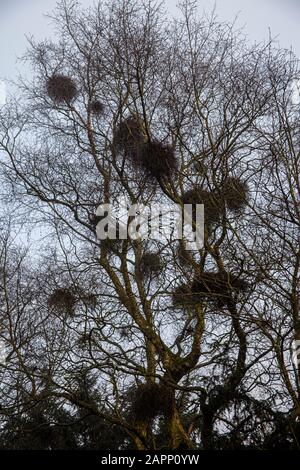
0;0;299;100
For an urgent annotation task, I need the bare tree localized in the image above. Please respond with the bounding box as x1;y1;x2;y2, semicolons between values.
0;0;299;450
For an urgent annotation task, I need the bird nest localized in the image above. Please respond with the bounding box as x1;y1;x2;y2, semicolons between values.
221;177;249;213
101;238;122;253
172;284;201;307
94;211;123;252
191;271;248;306
89;100;104;115
48;287;77;316
82;292;98;309
140;252;162;278
77;332;90;348
139;141;178;180
182;187;223;228
46;74;77;103
129;382;173;423
112;116;145;159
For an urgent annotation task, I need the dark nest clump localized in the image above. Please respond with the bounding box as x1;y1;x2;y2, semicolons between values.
89;100;105;115
77;332;90;348
46;74;77;103
191;271;248;306
182;187;223;228
221;177;249;213
100;238;122;253
139;141;178;180
129;383;173;423
82;292;98;309
94;211;123;252
112;116;145;159
172;284;201;307
140;252;162;278
48;287;77;316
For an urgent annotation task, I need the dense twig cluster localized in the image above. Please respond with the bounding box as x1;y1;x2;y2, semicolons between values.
172;284;199;307
221;177;249;213
182;187;223;228
140;252;162;278
129;383;173;422
113;117;177;180
46;75;77;103
48;287;97;315
172;272;248;307
191;271;248;306
139;141;178;180
177;243;192;267
48;287;77;316
112;116;146;159
89;100;105;115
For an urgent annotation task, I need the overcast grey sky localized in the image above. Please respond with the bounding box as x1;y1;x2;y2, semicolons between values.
0;0;299;84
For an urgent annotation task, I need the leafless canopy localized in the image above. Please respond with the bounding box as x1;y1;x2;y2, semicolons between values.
0;0;299;450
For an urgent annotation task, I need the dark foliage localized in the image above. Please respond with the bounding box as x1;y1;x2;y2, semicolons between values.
263;417;300;450
46;74;77;103
0;402;78;450
209;394;300;450
74;410;129;450
0;400;128;450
